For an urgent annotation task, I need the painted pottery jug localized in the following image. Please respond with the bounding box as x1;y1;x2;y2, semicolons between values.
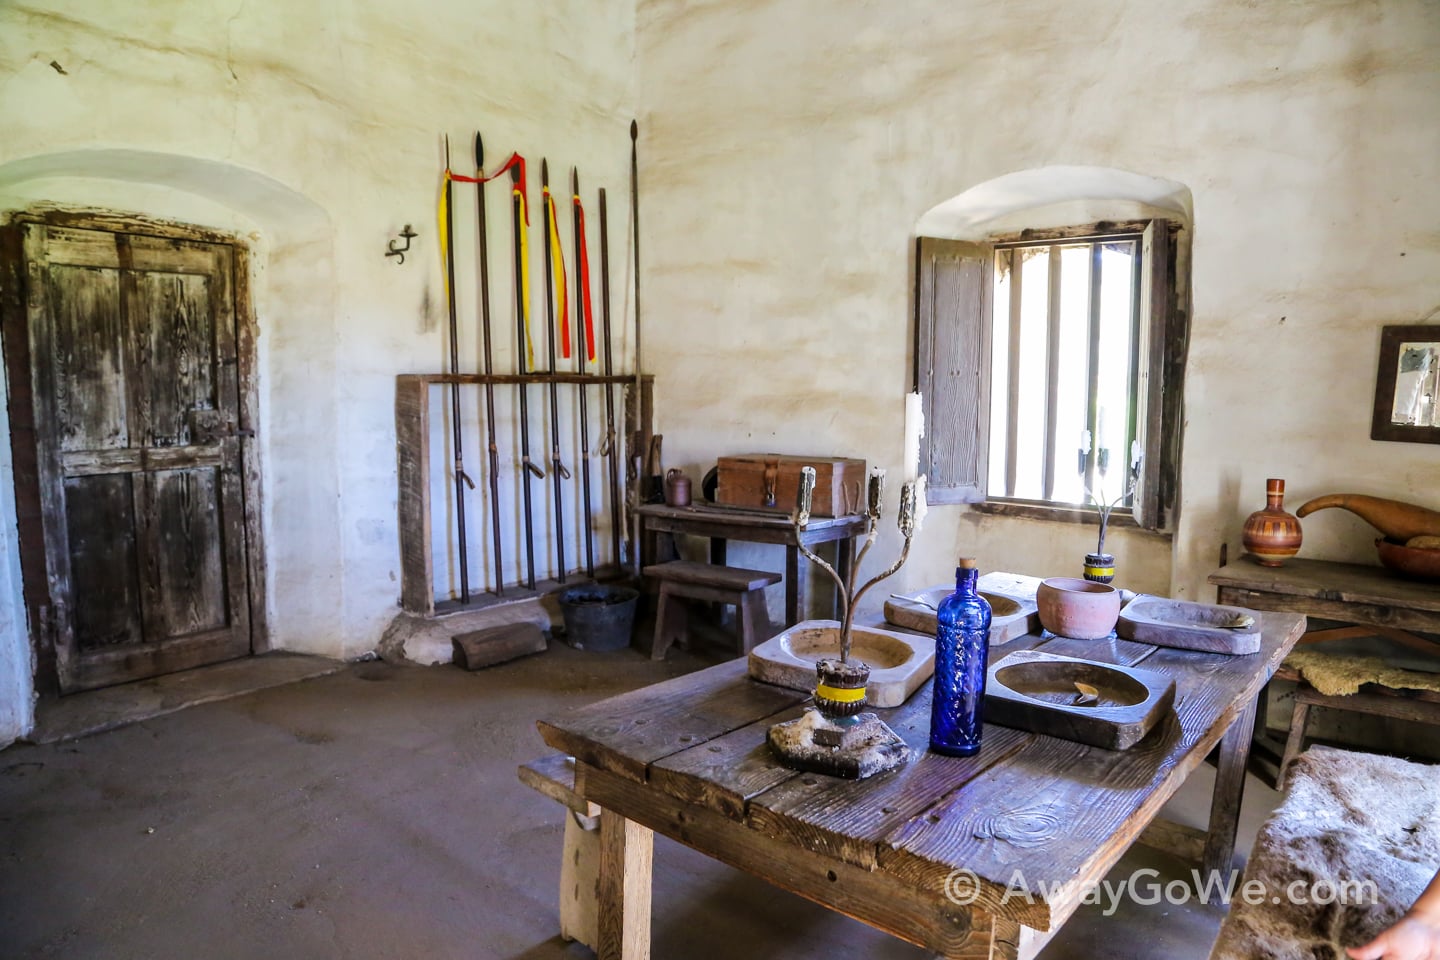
1242;478;1303;567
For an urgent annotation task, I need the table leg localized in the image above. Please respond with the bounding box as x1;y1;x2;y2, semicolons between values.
1202;698;1258;880
710;537;727;566
597;808;653;960
785;545;802;626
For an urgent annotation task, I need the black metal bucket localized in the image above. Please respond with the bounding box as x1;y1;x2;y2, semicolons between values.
558;584;640;652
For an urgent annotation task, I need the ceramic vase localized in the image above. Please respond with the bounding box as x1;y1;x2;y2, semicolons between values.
1243;478;1303;567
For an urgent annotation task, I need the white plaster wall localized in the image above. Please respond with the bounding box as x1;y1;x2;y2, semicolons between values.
637;0;1440;606
0;0;637;744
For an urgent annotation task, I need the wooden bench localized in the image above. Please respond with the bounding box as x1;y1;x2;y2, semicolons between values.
642;560;780;660
517;755;600;951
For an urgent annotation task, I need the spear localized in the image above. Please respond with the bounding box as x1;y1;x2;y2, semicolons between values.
571;167;596;579
540;158;572;583
508;154;544;590
598;187;622;569
441;135;475;603
474;133;504;595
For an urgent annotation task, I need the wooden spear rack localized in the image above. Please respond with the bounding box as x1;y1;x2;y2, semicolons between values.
396;371;653;617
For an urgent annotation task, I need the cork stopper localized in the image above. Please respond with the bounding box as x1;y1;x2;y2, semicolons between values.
958;557;977;569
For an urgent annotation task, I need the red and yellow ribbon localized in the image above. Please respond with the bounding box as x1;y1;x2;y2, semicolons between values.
543;184;570;360
572;193;597;363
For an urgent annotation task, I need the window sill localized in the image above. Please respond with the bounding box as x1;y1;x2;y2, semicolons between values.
966;499;1173;541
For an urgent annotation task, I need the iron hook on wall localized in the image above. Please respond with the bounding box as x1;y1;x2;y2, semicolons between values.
386;224;417;264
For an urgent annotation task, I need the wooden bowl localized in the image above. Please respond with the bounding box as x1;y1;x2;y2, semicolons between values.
1375;538;1440;583
1037;577;1122;639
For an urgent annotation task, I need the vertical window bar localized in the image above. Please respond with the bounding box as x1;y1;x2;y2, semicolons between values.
1041;245;1062;501
1124;240;1143;507
1084;242;1103;500
1004;248;1024;498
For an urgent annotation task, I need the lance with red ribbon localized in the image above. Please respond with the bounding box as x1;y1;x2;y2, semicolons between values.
540;158;572;582
505;152;543;588
598;186;623;568
571;167;596;578
438;136;475;603
473;132;505;596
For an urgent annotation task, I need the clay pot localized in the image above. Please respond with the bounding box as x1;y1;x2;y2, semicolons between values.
1242;478;1303;567
1375;538;1440;583
1036;577;1122;640
814;657;870;719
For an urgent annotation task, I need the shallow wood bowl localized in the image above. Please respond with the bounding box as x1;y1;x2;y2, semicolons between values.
1375;538;1440;583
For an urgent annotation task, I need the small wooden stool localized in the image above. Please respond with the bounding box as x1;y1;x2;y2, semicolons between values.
643;560;780;660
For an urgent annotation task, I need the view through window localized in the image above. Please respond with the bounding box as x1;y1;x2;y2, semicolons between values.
987;235;1141;509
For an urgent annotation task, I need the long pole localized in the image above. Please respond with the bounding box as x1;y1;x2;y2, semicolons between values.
540;158;570;584
571;167;596;579
598;187;622;569
510;155;543;589
474;133;504;596
442;135;474;603
628;120;644;557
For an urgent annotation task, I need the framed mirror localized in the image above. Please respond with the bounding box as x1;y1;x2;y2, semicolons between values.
1372;324;1440;444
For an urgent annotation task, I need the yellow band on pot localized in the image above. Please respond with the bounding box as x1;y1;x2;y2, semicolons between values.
1084;565;1115;577
816;682;866;703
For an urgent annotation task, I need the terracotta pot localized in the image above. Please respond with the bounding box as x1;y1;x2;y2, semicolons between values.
1242;478;1303;567
1036;577;1122;640
1375;538;1440;583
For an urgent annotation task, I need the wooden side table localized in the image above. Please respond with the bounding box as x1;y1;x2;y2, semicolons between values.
1208;558;1440;775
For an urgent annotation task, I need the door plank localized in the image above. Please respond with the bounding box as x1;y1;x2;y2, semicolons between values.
63;474;142;650
48;265;128;453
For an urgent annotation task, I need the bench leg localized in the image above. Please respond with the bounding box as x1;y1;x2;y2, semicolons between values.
597;809;653;960
737;590;772;654
1279;697;1311;787
559;811;600;949
651;586;687;660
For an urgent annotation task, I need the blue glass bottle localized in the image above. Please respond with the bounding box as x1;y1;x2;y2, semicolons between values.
930;558;992;757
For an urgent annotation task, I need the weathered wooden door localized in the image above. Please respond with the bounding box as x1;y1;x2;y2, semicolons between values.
18;223;252;693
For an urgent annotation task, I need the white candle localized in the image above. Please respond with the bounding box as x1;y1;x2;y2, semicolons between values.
903;391;924;483
913;474;928;533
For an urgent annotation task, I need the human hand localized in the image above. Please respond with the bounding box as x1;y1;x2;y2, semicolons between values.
1346;913;1440;960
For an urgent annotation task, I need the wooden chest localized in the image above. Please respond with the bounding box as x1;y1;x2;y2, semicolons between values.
715;454;867;517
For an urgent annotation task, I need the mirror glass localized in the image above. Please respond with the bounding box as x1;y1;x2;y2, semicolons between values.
1391;341;1440;427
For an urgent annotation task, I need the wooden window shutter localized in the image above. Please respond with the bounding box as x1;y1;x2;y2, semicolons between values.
915;237;993;504
1132;220;1175;531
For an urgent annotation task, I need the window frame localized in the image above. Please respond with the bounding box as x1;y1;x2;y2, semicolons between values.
913;218;1186;532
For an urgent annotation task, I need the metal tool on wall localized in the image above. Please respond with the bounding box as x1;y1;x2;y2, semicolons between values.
440;136;476;603
571;167;597;579
540;159;572;584
473;133;505;596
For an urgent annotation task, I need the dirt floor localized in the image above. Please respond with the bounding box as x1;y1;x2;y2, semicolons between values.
0;640;1280;959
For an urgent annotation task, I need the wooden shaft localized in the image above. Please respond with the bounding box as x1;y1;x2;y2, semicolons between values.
475;132;504;596
540;158;568;583
599;188;623;569
572;167;595;578
511;161;538;589
442;136;470;603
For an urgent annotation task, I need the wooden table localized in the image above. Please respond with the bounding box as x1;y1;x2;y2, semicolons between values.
634;503;867;625
538;611;1306;959
1209;558;1440;774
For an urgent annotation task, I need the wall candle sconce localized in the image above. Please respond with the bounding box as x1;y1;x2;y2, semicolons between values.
386;224;417;264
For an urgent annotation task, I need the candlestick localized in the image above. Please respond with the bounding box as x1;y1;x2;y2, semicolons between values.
867;467;886;519
898;481;917;539
903;392;924;483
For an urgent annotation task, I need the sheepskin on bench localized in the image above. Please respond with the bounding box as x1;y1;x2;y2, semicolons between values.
1209;745;1440;960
